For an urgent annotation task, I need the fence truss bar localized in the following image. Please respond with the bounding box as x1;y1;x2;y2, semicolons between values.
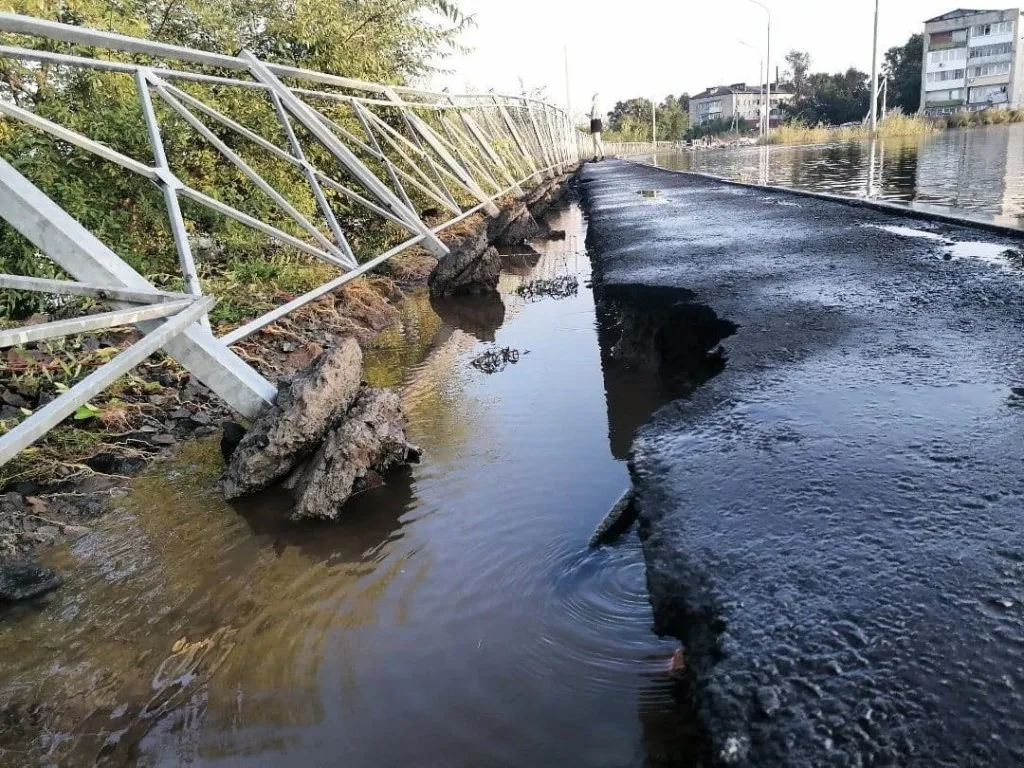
268;91;356;267
358;109;462;212
0;298;196;348
0;157;276;418
0;297;215;467
0;99;157;179
148;74;351;267
243;51;450;257
177;186;347;268
351;100;417;214
135;69;205;311
0;274;185;304
385;89;500;216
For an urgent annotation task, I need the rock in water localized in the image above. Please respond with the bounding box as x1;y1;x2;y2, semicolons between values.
495;210;541;246
428;225;501;298
223;339;363;499
290;388;417;520
0;557;62;601
485;202;527;242
588;488;639;548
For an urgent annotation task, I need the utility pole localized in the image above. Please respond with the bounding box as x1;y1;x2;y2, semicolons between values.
652;96;657;146
737;39;764;138
747;0;772;137
870;0;880;133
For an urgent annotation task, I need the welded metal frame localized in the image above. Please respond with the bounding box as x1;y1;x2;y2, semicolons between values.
0;11;579;467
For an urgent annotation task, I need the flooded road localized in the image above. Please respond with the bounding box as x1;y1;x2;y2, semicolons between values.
0;200;696;766
581;160;1024;766
647;124;1024;224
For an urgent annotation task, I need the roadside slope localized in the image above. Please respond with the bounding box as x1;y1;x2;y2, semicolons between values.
581;160;1024;766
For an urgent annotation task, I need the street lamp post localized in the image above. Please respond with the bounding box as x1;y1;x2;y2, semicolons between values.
870;0;881;132
737;39;764;138
746;0;771;136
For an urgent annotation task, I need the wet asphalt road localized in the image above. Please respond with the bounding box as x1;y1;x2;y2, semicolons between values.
580;160;1024;766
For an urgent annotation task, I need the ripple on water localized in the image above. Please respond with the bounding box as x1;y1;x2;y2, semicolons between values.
0;200;691;768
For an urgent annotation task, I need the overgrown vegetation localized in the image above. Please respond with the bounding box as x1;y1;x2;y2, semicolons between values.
945;108;1024;128
766;112;938;145
0;0;476;490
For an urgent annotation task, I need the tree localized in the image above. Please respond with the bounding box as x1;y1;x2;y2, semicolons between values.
605;93;690;141
784;50;812;99
784;68;871;125
884;33;923;114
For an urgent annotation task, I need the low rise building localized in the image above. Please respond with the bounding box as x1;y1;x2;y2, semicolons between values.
921;8;1024;114
689;83;795;127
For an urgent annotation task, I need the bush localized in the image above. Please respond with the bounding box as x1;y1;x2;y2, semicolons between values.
1008;109;1024;123
988;108;1010;124
953;111;973;128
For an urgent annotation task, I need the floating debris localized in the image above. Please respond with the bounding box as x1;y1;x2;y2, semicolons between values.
515;275;579;302
638;189;661;198
470;346;520;374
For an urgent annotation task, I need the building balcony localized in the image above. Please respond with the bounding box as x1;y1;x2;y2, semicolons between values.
930;40;968;50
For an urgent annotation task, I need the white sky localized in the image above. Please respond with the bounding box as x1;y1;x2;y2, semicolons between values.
431;0;1006;118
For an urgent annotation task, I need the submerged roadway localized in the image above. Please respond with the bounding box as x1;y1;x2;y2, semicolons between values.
581;160;1024;766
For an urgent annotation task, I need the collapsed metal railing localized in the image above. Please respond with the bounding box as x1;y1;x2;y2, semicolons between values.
0;12;580;467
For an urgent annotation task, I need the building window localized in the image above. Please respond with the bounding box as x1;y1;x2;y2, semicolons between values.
926;68;966;83
929;48;967;64
969;62;1011;77
971;21;1013;37
969;84;1009;104
926;88;964;103
969;42;1013;58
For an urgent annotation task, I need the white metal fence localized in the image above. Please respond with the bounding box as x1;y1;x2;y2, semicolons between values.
0;12;581;467
603;141;680;157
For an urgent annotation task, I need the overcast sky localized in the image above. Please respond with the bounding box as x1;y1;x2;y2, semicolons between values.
431;1;1004;117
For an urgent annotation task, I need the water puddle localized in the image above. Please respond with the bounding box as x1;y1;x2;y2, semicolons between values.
864;224;1024;268
0;198;699;766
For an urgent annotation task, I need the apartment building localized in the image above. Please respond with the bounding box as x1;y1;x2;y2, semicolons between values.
689;83;795;127
921;8;1024;114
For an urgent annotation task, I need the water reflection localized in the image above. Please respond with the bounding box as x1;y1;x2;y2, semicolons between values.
0;199;693;766
649;124;1024;224
429;293;506;342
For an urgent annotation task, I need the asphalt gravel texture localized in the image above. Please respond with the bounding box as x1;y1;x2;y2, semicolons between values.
580;160;1024;767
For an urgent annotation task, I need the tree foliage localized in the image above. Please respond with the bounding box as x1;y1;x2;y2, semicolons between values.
783;64;871;126
784;50;811;100
605;94;690;141
884;33;923;115
0;0;471;316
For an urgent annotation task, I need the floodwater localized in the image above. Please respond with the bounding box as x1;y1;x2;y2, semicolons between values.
0;199;698;766
647;123;1024;225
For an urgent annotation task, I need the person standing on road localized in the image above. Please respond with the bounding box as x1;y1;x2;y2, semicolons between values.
590;93;605;161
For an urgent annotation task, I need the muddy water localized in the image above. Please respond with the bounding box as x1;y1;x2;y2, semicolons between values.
0;200;696;766
647;124;1024;224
